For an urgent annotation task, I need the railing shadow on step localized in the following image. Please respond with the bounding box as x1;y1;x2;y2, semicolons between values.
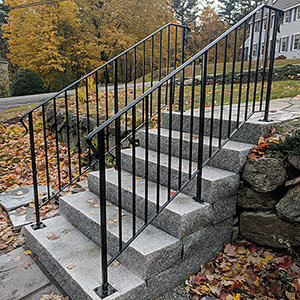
19;23;190;230
85;4;283;298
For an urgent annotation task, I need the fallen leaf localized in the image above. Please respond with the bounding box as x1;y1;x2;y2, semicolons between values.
66;264;75;270
13;256;21;262
24;250;32;255
90;211;95;214
87;199;95;204
110;261;120;267
47;234;61;240
92;204;100;208
16;191;24;195
21;259;33;269
18;211;27;215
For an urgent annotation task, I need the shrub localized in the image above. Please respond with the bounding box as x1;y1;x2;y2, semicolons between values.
12;69;45;96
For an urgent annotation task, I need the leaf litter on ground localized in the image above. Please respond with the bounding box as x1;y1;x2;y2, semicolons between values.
186;241;300;300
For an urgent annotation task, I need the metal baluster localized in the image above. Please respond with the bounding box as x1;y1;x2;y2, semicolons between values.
209;45;218;157
253;8;264;111
189;61;196;177
260;9;272;111
94;130;116;299
134;47;137;100
246;14;255;119
167;78;173;200
124;54;128;134
219;36;228;148
178;66;185;189
158;30;162;81
75;84;82;174
228;29;237;137
42;105;50;200
237;22;247;127
29;112;45;230
95;71;99;127
132;105;136;235
105;66;109;152
53;98;61;189
151;36;154;115
165;25;170;105
264;10;280;121
156;87;161;212
142;42;145;122
65;91;72;182
115;117;122;251
195;52;207;202
145;95;149;224
173;27;178;101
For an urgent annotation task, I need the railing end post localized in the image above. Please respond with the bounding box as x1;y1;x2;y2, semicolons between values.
94;284;117;299
31;222;46;231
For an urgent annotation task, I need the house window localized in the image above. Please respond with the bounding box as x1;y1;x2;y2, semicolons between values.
282;37;288;52
284;10;290;23
297;6;300;20
263;19;267;30
261;42;265;55
294;34;300;50
254;22;259;32
253;44;257;57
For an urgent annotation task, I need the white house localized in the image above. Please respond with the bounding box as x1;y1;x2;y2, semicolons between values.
244;0;300;61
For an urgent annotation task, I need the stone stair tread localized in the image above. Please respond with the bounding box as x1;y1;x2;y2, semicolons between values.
61;190;179;254
122;147;238;181
139;127;254;151
101;168;213;238
60;191;181;279
25;216;146;300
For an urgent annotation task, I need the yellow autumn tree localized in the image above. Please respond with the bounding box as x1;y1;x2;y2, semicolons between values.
2;0;87;89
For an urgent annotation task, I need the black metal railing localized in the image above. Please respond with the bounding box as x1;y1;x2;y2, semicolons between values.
20;23;190;229
85;4;283;298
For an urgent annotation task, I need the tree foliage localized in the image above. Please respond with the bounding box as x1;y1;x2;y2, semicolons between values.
12;69;45;96
171;0;199;26
0;0;8;58
218;0;266;25
2;0;174;90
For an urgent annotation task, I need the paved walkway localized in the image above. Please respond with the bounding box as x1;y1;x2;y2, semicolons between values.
0;82;158;111
0;96;300;300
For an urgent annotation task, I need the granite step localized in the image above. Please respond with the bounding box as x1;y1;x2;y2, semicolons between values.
161;108;273;144
25;216;146;300
59;191;181;280
137;128;253;173
120;147;240;201
88;168;213;239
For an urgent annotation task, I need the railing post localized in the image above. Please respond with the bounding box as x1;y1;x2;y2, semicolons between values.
263;10;281;121
28;112;45;230
94;129;116;299
195;52;207;202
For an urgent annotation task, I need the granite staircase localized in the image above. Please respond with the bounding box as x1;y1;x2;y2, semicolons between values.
24;106;274;300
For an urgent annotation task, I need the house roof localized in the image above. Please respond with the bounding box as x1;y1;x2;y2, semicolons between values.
273;0;300;11
0;57;8;64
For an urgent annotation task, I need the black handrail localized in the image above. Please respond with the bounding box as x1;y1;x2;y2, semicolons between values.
86;4;283;298
20;23;190;231
20;23;190;134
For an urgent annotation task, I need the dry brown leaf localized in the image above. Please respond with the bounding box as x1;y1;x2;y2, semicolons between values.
92;204;100;208
18;211;27;215
66;264;75;270
47;234;61;241
90;211;95;215
87;199;95;204
24;250;32;255
13;256;21;262
21;259;33;269
110;261;120;267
